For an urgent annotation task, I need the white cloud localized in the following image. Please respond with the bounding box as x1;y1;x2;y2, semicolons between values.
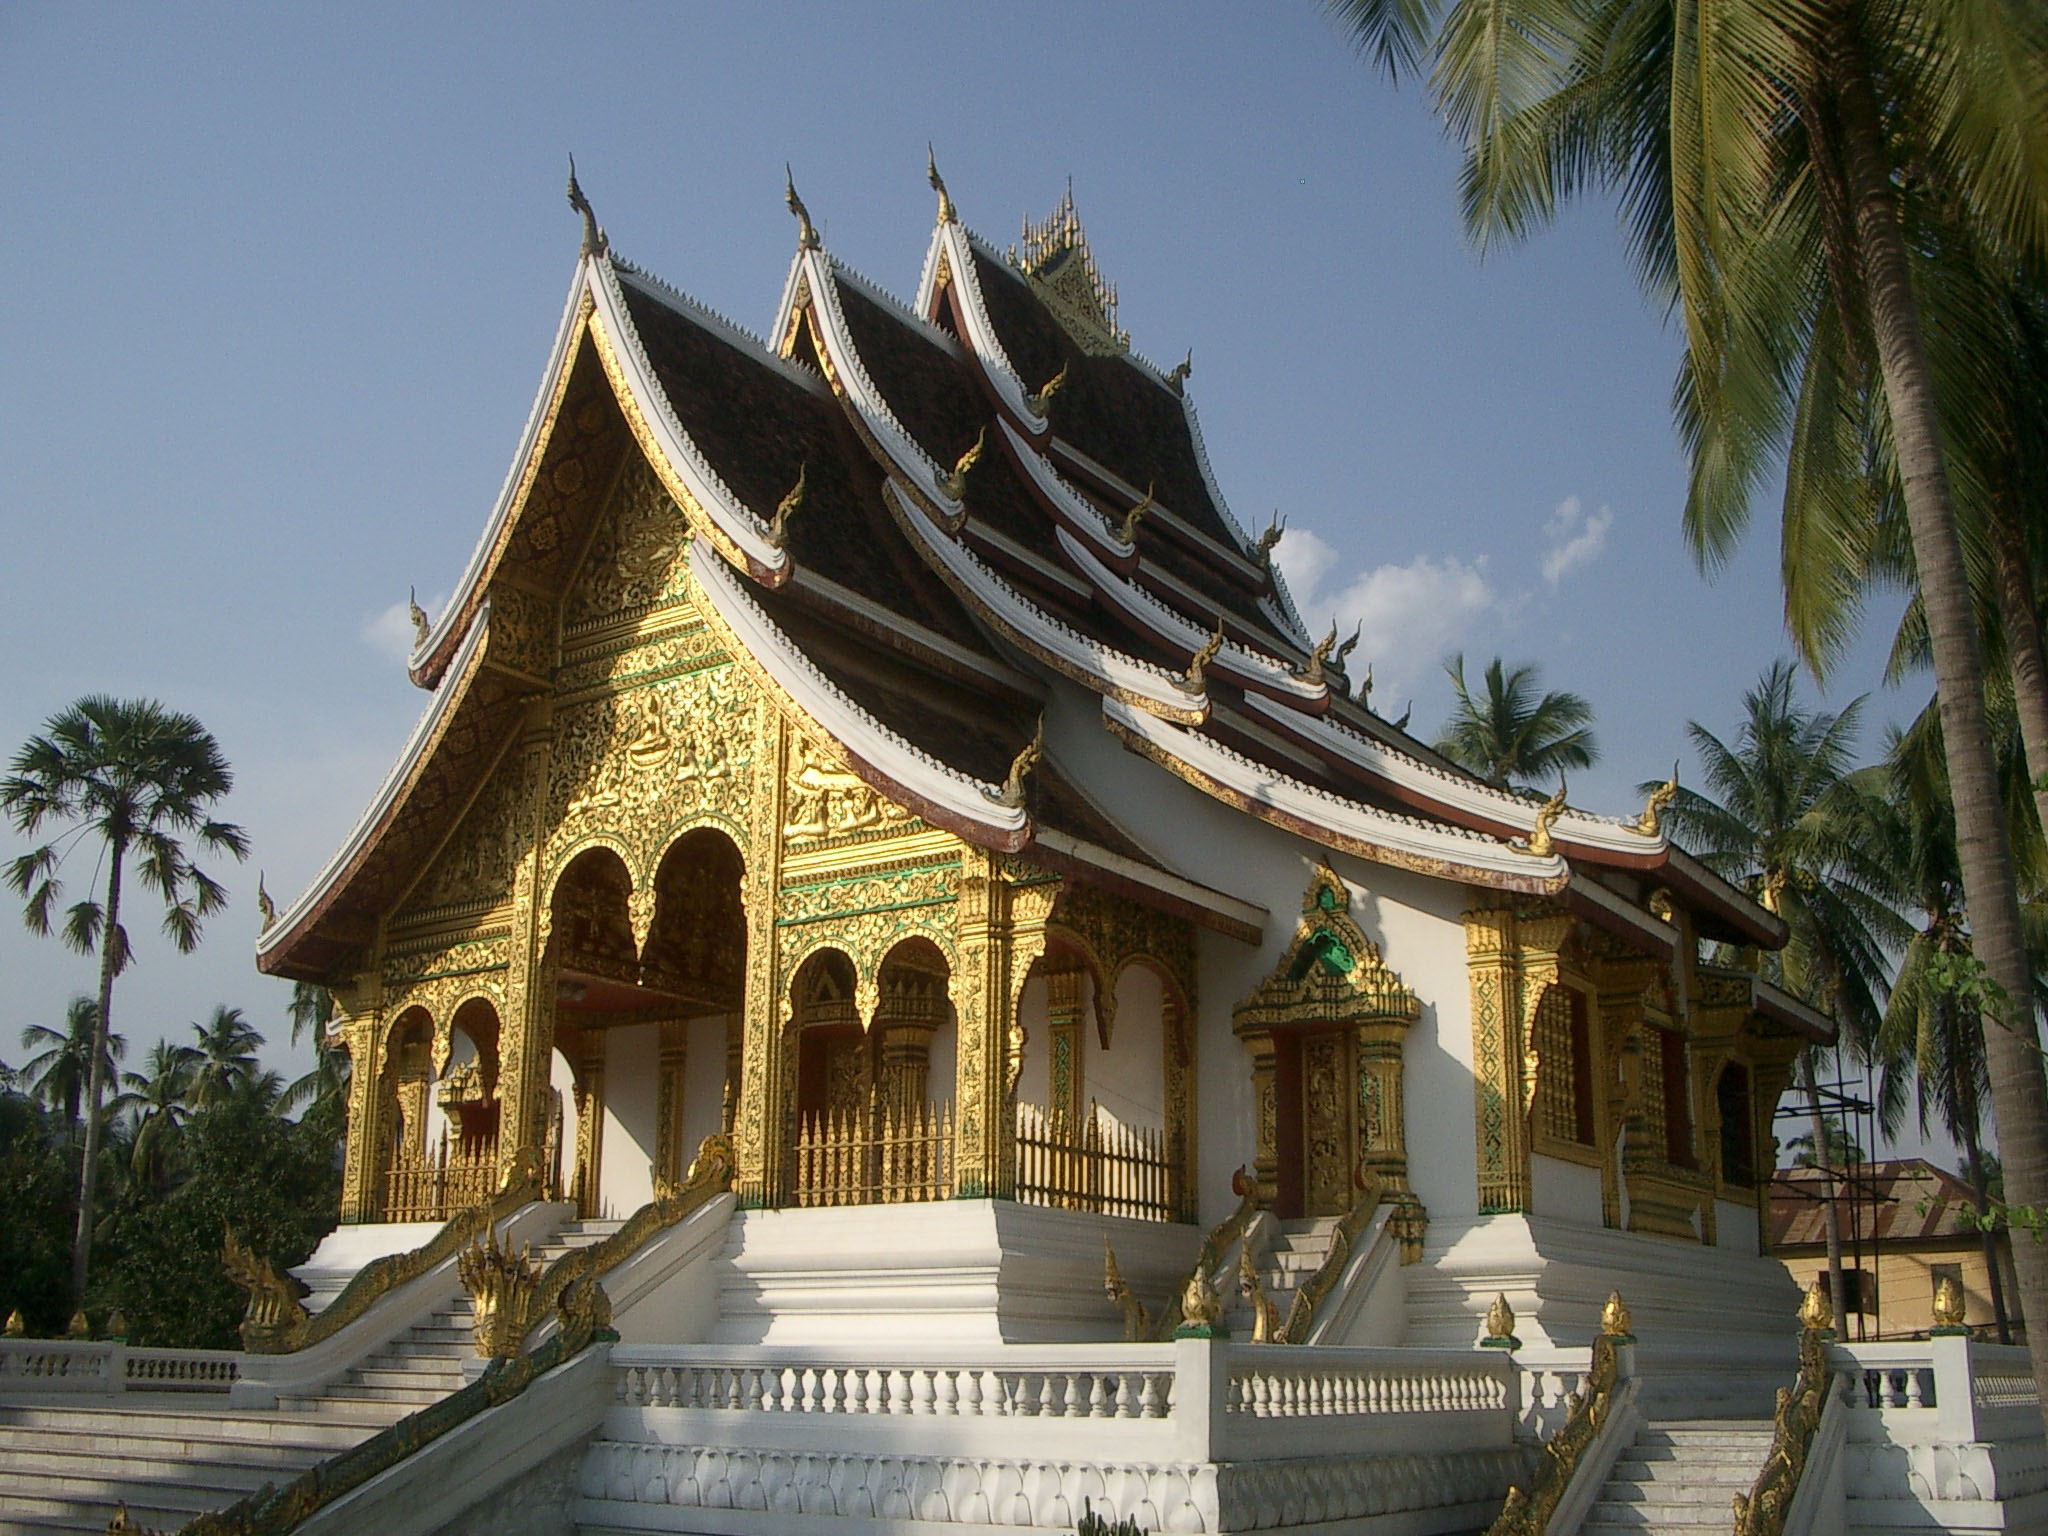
1540;496;1614;586
361;591;449;664
1276;529;1496;700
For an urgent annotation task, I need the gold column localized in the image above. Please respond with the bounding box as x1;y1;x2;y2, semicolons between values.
654;1018;688;1187
953;855;1058;1199
1046;968;1086;1127
573;1033;607;1220
1355;1015;1410;1194
1245;1031;1279;1206
337;1005;385;1224
1464;907;1530;1214
735;708;787;1205
722;1014;742;1135
495;701;557;1185
1593;963;1652;1230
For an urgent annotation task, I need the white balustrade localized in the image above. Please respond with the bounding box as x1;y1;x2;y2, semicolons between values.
0;1338;240;1396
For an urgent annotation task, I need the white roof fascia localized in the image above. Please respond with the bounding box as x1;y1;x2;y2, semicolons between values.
961;522;1098;604
1103;697;1570;887
613;263;825;396
803;250;967;521
883;483;1200;720
787;567;1044;697
588;261;790;578
690;543;1028;840
1032;827;1268;937
411;265;592;674
260;601;495;961
1056;529;1326;705
997;419;1130;556
932;225;1050;434
1237;692;1664;855
1179;388;1258;557
769;248;809;359
1046;438;1270;588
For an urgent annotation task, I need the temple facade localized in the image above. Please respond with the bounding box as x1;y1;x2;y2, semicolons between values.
257;167;1828;1357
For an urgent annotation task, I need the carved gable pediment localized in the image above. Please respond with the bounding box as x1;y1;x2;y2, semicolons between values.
1233;865;1418;1035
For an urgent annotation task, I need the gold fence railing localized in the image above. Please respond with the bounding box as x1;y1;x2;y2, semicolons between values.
1015;1101;1178;1223
384;1132;499;1223
792;1100;954;1207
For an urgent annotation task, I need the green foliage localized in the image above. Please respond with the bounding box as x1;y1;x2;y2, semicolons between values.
1075;1499;1146;1536
1432;653;1599;791
0;1090;77;1334
94;1096;339;1348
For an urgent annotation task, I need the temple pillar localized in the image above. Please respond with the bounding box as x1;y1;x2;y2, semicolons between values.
1464;907;1530;1214
573;1030;607;1219
735;708;787;1205
495;700;557;1187
654;1017;688;1187
337;1005;385;1224
1045;967;1086;1128
953;855;1059;1200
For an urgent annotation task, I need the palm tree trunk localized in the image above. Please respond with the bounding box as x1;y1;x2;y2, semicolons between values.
1987;492;2048;837
1800;1051;1851;1332
1836;38;2048;1424
71;840;124;1309
1960;1115;2012;1344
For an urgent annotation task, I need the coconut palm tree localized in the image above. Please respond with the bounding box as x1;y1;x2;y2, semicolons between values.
16;998;123;1136
187;1006;264;1109
1332;0;2048;1410
2;696;248;1306
123;1039;200;1188
1432;653;1598;790
1657;662;1910;1324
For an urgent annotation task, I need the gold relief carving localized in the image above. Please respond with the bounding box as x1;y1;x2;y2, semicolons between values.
564;456;691;628
400;745;530;920
555;621;719;697
783;732;914;843
484;583;559;680
736;707;787;1202
495;705;558;1188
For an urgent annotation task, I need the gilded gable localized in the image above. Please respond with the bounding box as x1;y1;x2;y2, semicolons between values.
564;455;692;628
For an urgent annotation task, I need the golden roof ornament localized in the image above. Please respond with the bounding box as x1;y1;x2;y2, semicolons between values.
1359;662;1374;704
1304;624;1339;685
1798;1279;1835;1336
785;165;820;251
1256;512;1286;564
926;145;956;225
769;462;807;550
1104;1237;1150;1342
256;873;276;933
1526;777;1568;858
1392;701;1411;731
1481;1292;1520;1349
940;426;986;501
997;715;1044;809
1333;622;1362;674
565;155;608;258
1179;617;1226;695
1630;763;1679;837
1029;359;1069;417
1015;183;1126;354
1167;348;1193;393
1932;1273;1969;1333
1601;1289;1634;1340
408;586;430;648
1648;887;1677;922
1118;482;1155;545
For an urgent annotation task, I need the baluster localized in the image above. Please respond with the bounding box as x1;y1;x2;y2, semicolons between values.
848;1367;869;1414
1114;1371;1137;1418
960;1367;984;1417
915;1369;937;1415
1906;1368;1926;1408
1088;1372;1109;1416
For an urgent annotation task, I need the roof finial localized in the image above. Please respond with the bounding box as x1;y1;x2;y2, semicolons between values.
1393;700;1412;731
785;165;820;251
1256;512;1285;565
1029;360;1069;417
257;873;277;934
1334;621;1362;672
1526;777;1568;858
408;586;430;648
1179;617;1226;695
1167;349;1193;393
927;145;956;225
566;156;607;258
770;463;807;550
1304;624;1339;684
1118;482;1155;545
1629;762;1680;837
998;715;1045;809
940;426;985;501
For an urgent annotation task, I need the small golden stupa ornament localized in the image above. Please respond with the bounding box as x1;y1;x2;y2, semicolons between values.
65;1309;90;1339
1480;1292;1521;1350
1600;1289;1635;1341
106;1309;129;1341
1173;1266;1227;1339
1931;1274;1970;1335
1798;1279;1836;1337
2;1307;24;1337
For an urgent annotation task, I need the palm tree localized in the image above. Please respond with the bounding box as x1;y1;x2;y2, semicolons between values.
286;981;334;1050
17;998;123;1135
1432;653;1598;790
1658;663;1909;1327
2;696;248;1306
187;1006;264;1109
123;1039;199;1187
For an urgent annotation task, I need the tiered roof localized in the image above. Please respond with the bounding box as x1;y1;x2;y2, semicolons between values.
258;169;1785;981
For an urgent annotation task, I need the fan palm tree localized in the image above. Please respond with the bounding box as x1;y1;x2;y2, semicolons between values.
187;1005;264;1109
1333;0;2048;1411
17;998;123;1135
123;1038;199;1188
2;696;248;1305
1433;653;1598;790
1657;663;1909;1324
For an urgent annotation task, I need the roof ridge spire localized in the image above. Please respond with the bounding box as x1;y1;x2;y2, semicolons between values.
785;165;821;250
927;145;956;225
566;155;608;258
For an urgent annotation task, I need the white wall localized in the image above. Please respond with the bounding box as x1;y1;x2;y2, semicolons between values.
1717;1198;1761;1253
1096;964;1165;1133
421;1028;480;1154
927;1018;957;1109
1530;1154;1603;1226
680;1013;731;1164
550;1047;579;1195
603;1022;659;1219
1015;972;1051;1109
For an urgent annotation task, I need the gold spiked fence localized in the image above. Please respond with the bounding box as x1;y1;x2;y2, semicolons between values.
792;1100;954;1207
1015;1101;1176;1223
384;1130;500;1224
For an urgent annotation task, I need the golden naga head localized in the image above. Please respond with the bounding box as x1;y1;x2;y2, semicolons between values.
1798;1278;1835;1335
1630;763;1679;837
1601;1289;1634;1338
687;1132;737;1189
1525;777;1569;858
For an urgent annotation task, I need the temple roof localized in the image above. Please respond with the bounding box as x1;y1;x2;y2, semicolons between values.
258;174;1789;981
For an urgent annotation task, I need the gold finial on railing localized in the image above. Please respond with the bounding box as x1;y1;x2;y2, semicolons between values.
1174;1266;1225;1337
1481;1292;1520;1350
2;1308;24;1337
1797;1278;1834;1337
105;1309;128;1341
1104;1237;1151;1342
1932;1273;1969;1334
1600;1289;1634;1341
65;1309;89;1338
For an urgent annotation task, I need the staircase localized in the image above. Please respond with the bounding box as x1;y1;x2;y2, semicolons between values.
1582;1420;1774;1533
1225;1216;1339;1337
275;1219;620;1422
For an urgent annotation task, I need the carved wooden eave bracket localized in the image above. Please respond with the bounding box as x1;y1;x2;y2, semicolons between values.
1231;864;1420;1039
1104;697;1572;898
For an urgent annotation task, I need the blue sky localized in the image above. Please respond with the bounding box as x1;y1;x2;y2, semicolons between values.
0;3;1917;1133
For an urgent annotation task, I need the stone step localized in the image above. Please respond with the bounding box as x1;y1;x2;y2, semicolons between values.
0;1453;291;1502
0;1420;359;1465
0;1404;368;1448
0;1491;210;1534
1586;1504;1742;1529
298;1381;450;1406
1602;1479;1758;1504
1612;1456;1765;1484
349;1365;464;1391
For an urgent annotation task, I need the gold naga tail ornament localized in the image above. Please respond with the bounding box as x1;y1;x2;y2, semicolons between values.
407;585;430;648
996;715;1044;809
1029;360;1069;417
566;154;607;258
941;426;986;501
1629;764;1679;837
1303;624;1339;685
1333;622;1362;676
1179;617;1226;696
1255;511;1286;564
1600;1288;1635;1340
1167;348;1193;393
1103;1237;1151;1342
1118;482;1155;545
256;873;276;933
1797;1278;1834;1336
1238;1240;1280;1343
1174;1265;1225;1336
769;462;807;550
926;144;956;225
784;165;820;251
1525;777;1568;858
